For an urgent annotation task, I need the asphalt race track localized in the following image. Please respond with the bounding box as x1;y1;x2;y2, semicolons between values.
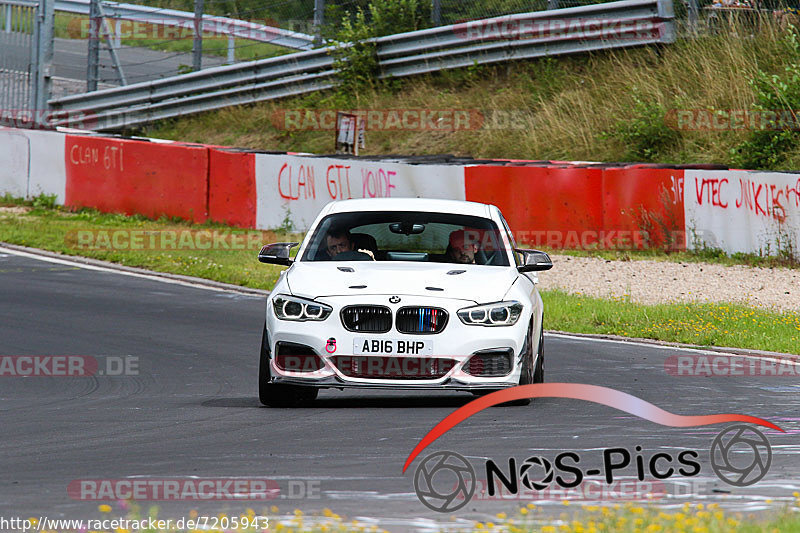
51;38;228;87
1;248;799;531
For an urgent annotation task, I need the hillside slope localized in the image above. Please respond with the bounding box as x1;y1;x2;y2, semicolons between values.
142;23;800;171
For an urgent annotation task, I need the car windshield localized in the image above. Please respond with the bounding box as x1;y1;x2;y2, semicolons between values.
301;211;510;266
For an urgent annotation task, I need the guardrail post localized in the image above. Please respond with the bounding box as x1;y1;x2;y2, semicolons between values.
686;0;699;31
432;0;441;25
227;34;235;64
192;0;203;71
313;0;324;44
114;18;121;48
87;0;99;91
657;0;677;43
97;2;127;85
32;0;54;127
4;4;11;32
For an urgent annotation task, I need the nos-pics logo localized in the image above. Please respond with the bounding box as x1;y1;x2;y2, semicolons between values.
413;425;772;513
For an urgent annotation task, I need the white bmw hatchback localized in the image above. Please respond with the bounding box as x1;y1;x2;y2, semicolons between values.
257;198;552;407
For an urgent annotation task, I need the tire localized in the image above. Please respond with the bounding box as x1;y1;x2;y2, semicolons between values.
504;321;536;406
258;324;318;407
533;324;544;384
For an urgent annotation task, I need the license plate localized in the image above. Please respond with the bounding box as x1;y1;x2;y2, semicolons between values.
353;338;433;356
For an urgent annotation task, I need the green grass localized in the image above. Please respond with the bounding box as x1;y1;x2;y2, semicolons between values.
2;197;798;354
0;197;295;291
54;499;800;532
543;289;800;354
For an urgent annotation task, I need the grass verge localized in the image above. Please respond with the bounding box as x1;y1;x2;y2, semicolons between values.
0;197;295;291
1;198;798;355
544;290;800;355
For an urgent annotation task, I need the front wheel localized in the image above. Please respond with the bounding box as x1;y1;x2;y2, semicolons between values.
533;324;544;384
258;325;318;407
504;321;536;406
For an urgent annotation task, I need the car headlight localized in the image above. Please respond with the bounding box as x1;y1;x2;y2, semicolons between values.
272;294;332;322
457;301;523;326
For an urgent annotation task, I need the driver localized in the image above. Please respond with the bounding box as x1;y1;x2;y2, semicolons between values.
446;229;479;264
325;229;375;260
326;228;354;259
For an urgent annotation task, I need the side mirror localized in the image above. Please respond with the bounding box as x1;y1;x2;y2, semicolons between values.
258;242;299;266
516;249;553;272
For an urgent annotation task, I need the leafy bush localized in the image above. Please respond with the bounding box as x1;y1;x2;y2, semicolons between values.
31;193;59;209
0;193;24;206
328;0;425;96
602;90;679;162
732;26;800;170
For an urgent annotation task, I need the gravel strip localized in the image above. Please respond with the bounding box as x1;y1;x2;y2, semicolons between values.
537;254;800;313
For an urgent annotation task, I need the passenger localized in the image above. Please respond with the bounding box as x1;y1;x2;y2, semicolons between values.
445;229;479;264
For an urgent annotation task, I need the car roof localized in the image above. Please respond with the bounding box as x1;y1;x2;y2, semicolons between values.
325;198;492;218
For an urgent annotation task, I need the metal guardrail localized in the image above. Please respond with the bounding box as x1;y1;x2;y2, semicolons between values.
49;0;674;131
54;0;315;50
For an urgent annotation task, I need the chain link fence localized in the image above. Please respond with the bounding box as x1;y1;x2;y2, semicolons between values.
12;0;798;111
98;0;795;70
1;0;38;112
53;0;635;83
128;0;630;34
0;0;53;127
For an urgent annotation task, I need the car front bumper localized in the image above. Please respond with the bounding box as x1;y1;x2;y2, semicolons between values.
266;294;532;391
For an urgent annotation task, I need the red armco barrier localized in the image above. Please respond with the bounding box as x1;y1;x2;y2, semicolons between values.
602;167;686;249
208;148;257;228
65;135;209;222
465;164;688;250
1;126;695;251
465;165;605;248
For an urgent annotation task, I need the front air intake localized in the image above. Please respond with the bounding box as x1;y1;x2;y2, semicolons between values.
274;342;324;372
464;350;513;377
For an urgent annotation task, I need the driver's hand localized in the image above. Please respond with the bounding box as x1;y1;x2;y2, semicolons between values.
358;249;376;260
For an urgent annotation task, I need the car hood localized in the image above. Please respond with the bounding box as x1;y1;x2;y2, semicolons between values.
285;261;517;304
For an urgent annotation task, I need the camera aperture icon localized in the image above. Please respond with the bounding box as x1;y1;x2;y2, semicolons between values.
413;451;476;513
710;424;772;487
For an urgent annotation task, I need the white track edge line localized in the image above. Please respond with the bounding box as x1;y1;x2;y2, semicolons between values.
0;245;239;294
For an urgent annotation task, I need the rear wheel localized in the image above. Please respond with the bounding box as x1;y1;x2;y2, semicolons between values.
258;325;318;407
